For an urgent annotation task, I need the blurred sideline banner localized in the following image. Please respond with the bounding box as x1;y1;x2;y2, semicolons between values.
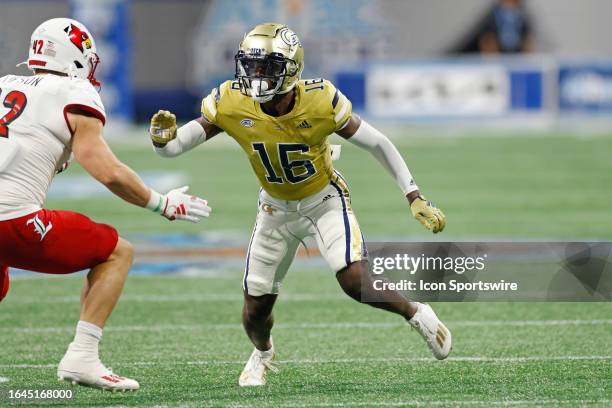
70;0;133;124
337;57;612;121
367;65;510;117
559;61;612;113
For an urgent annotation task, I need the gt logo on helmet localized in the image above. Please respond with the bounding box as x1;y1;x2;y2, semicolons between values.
64;23;92;53
279;28;300;47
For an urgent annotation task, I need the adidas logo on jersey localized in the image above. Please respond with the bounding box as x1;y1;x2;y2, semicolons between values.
297;120;311;129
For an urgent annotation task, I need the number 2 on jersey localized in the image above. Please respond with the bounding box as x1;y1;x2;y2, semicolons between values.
0;88;28;138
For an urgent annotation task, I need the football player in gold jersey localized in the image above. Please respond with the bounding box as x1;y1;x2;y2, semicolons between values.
150;23;451;386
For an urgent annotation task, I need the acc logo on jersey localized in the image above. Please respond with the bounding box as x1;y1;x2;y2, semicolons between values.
240;119;254;128
64;23;92;53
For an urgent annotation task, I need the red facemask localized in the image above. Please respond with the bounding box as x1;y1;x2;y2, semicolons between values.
87;53;101;91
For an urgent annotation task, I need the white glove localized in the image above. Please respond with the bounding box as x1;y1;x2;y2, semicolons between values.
147;186;211;223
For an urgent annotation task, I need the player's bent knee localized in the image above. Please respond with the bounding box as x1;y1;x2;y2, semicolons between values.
336;261;366;300
110;237;134;265
243;274;278;298
243;294;276;322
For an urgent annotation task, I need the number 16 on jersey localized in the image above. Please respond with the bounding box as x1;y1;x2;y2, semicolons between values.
252;142;316;184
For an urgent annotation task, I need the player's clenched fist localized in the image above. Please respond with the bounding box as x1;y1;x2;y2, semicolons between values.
410;196;446;233
149;186;212;223
150;110;177;146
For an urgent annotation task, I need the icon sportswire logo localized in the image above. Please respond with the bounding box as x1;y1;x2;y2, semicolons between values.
26;214;53;241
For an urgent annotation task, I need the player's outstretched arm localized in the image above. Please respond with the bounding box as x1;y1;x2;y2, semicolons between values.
149;110;222;157
69;112;211;223
337;114;446;233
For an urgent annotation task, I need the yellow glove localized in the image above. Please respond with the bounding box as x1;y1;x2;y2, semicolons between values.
150;110;177;146
410;196;446;233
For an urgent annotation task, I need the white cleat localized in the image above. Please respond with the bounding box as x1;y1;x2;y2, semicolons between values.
238;338;278;387
57;350;139;392
408;302;452;360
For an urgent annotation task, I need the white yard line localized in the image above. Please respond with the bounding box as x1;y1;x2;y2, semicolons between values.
1;355;609;370
7;319;612;334
0;376;9;383
8;291;612;305
229;400;612;408
7;293;346;304
73;399;612;408
184;355;612;366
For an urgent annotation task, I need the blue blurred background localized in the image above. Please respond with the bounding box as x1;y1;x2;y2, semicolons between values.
1;0;611;126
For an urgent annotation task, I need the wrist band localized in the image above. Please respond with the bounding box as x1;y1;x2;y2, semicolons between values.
146;189;163;213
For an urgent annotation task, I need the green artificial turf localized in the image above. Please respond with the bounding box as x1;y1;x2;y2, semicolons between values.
2;130;611;407
1;273;611;407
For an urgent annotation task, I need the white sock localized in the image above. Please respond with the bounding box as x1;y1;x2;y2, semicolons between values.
70;320;103;355
257;337;274;356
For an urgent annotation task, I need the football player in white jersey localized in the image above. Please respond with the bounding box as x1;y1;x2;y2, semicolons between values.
0;18;212;391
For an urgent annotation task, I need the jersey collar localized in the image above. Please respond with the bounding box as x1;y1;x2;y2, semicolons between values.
254;85;300;121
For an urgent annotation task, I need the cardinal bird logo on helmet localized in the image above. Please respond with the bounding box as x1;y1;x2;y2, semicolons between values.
64;23;92;53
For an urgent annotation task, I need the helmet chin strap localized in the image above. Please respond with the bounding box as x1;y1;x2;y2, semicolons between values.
250;78;285;103
253;95;275;103
277;79;297;95
250;79;270;99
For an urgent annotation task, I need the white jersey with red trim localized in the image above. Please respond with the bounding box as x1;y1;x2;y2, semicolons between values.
0;74;106;220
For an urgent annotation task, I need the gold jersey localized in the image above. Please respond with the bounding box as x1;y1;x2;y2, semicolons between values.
201;78;352;200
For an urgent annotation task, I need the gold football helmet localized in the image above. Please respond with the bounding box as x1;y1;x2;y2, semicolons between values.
235;22;304;103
